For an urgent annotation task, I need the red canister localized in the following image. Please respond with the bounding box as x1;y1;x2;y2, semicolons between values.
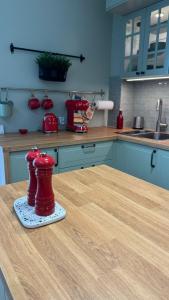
25;147;40;206
33;153;56;216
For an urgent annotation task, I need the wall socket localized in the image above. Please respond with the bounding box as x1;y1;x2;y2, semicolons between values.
58;116;65;125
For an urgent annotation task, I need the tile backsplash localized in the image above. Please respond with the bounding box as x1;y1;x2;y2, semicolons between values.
133;80;169;130
113;79;169;130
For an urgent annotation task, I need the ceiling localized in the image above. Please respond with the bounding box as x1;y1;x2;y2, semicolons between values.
110;0;162;15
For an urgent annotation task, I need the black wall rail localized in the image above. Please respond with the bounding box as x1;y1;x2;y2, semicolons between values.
10;43;85;63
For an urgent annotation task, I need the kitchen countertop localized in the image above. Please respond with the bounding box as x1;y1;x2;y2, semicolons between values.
0;127;118;152
1;165;169;299
2;127;169;152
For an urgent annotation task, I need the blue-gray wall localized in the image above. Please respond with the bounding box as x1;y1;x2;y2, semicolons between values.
0;0;112;132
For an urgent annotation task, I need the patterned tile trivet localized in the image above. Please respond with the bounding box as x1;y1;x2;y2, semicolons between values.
14;196;66;229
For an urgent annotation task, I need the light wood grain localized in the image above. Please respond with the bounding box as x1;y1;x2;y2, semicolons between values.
1;127;169;152
0;165;169;299
2;126;169;184
0;127;119;152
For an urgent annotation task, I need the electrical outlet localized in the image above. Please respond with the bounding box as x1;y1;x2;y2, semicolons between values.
58;116;65;125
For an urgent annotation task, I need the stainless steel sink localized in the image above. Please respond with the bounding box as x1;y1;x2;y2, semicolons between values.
136;132;169;140
119;130;169;140
119;130;153;136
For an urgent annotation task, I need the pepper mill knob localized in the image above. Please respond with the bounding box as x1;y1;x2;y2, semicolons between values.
25;147;40;206
33;153;56;216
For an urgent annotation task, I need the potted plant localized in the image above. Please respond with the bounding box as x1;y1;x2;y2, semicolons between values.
36;52;72;82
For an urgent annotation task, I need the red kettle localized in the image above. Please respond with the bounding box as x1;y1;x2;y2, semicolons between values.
42;113;58;133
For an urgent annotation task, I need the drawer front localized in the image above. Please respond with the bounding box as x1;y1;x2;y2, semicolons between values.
10;148;58;183
58;141;114;168
58;160;113;174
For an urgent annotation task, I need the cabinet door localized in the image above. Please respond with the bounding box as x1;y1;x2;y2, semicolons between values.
10;148;58;183
59;160;114;174
115;141;155;182
58;141;114;169
143;0;169;76
122;10;146;77
153;149;169;189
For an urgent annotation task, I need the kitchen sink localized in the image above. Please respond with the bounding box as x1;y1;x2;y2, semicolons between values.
119;130;153;136
136;132;169;140
119;131;169;140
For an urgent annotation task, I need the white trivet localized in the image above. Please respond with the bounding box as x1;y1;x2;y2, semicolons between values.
14;196;66;229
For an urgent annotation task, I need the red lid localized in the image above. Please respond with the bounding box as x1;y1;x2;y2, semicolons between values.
33;153;55;168
66;100;89;110
25;147;40;162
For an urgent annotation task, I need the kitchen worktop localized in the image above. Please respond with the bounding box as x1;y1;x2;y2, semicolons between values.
0;127;118;152
1;165;169;299
2;127;169;152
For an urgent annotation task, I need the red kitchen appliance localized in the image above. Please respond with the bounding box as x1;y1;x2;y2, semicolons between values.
66;99;89;133
42;113;58;133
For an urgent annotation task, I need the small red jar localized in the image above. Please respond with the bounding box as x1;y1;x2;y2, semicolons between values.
33;153;56;216
25;147;40;206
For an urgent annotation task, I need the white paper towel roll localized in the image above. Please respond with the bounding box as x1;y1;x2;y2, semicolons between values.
95;100;114;110
95;100;114;126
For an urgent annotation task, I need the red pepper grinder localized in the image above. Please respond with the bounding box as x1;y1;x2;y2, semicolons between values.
25;147;40;206
117;110;124;129
33;153;56;216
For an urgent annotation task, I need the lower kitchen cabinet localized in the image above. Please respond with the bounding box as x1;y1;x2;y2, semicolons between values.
152;149;169;190
59;160;114;174
115;141;155;182
10;148;58;183
115;141;169;190
58;141;115;169
9;141;116;183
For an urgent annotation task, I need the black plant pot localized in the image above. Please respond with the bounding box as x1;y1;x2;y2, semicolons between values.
39;65;67;82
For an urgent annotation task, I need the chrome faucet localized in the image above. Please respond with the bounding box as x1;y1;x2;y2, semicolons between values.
156;99;168;132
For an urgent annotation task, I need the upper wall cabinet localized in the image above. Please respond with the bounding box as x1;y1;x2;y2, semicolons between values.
123;10;146;76
143;1;169;76
122;0;169;77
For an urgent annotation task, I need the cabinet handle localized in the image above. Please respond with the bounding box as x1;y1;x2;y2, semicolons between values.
151;150;156;168
136;72;140;75
81;144;96;149
54;149;58;167
141;71;145;75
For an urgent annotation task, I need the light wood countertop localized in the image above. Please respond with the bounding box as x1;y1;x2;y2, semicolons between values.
1;165;169;299
1;127;169;152
0;127;118;152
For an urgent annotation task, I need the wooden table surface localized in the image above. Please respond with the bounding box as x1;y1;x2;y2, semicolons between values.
0;165;169;299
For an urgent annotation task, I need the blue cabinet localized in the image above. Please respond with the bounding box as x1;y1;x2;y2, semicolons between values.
122;0;169;77
10;148;58;183
115;141;155;181
58;141;116;173
152;148;169;189
123;9;146;77
115;141;169;189
9;141;116;183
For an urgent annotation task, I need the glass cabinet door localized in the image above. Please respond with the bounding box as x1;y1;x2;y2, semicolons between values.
123;10;145;76
143;1;169;75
